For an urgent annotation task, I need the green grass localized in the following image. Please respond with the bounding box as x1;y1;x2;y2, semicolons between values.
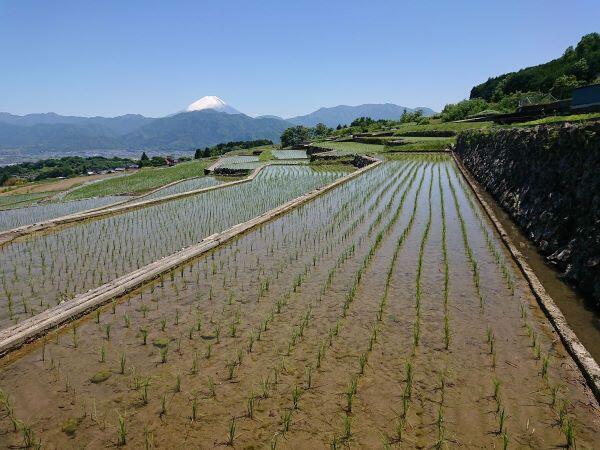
516;112;600;126
387;139;454;152
393;119;493;135
258;148;273;161
393;136;454;142
313;141;385;154
315;136;453;154
65;159;210;199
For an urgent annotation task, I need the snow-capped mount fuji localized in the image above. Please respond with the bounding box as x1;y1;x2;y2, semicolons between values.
186;96;241;114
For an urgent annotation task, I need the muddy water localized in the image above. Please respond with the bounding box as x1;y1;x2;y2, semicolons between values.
0;156;597;449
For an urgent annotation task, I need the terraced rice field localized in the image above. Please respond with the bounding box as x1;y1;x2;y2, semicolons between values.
0;193;52;210
314;141;385;154
0;155;597;448
271;150;308;160
0;196;130;232
217;156;262;170
142;176;222;201
0;165;345;328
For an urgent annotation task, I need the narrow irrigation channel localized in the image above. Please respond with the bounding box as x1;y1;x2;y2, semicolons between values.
0;155;597;449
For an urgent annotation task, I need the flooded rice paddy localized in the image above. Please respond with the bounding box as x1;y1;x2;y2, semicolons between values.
0;155;597;448
141;176;222;201
0;165;345;329
271;150;308;160
0;196;130;233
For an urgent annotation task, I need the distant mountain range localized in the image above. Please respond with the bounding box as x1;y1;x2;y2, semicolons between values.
287;103;435;127
0;96;435;162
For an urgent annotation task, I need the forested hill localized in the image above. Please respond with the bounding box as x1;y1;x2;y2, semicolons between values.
470;33;600;101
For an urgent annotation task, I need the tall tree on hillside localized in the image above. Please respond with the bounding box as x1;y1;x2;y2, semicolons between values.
280;126;311;148
139;151;150;167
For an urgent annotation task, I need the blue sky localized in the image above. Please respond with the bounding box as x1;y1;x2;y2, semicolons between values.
0;0;598;118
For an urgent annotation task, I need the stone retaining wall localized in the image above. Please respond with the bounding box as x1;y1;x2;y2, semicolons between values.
455;121;600;308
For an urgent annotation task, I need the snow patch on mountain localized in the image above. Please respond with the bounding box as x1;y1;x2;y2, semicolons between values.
186;96;240;114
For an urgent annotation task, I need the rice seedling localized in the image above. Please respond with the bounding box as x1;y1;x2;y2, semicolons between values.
358;352;368;374
270;433;279;450
208;376;216;398
140;327;148;345
143;425;154;449
117;413;126;446
191;397;199;422
247;332;255;353
443;314;451;350
174;374;181;393
282;409;293;433
260;376;270;399
226;361;236;381
395;416;405;442
497;407;507;434
558;400;569;427
550;384;559;407
412;321;421;348
330;435;340;450
160;346;168;364
290;385;303;410
226;417;236;446
541;354;550;380
246;391;255;419
105;324;111;340
305;365;313;389
564;417;576;448
316;342;325;368
436;405;445;448
493;378;501;402
342;414;352;441
119;352;126;374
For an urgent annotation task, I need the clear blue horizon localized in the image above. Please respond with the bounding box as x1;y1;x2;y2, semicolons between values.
1;0;598;118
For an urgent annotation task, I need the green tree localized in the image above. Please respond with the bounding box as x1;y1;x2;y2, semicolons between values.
400;109;424;124
350;117;375;127
280;126;311;148
313;123;330;137
194;149;203;159
570;58;590;80
139;152;150;167
440;98;488;122
551;75;581;99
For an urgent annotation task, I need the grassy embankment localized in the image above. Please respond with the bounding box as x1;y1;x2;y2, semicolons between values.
66;158;210;200
314;112;600;154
